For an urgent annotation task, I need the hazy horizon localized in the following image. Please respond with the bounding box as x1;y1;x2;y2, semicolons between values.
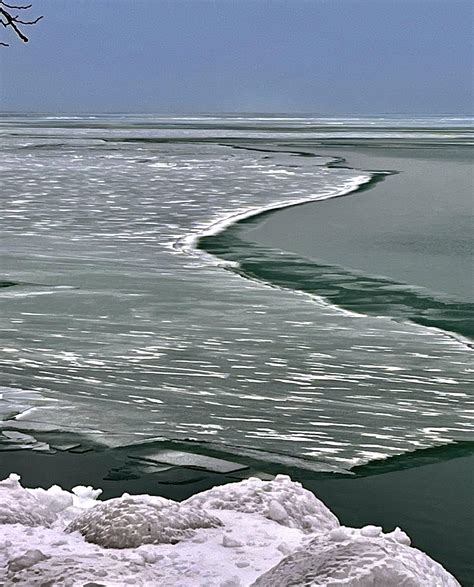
0;0;472;115
1;110;473;116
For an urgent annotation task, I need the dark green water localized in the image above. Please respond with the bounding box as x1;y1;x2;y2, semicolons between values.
243;147;473;301
200;146;474;339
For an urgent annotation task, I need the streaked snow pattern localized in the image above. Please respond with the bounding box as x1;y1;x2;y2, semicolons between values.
0;114;473;472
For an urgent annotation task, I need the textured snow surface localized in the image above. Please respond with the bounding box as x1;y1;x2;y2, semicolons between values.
185;474;339;533
252;526;459;586
0;474;57;527
0;473;461;586
66;494;222;548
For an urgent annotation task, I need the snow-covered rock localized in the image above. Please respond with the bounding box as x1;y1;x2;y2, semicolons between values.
4;547;162;586
251;526;460;586
184;474;339;533
7;548;49;573
66;493;222;548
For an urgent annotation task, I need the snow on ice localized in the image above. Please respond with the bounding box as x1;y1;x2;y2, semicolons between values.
0;472;460;586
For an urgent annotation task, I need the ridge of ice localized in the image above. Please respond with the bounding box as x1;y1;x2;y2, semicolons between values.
0;473;461;586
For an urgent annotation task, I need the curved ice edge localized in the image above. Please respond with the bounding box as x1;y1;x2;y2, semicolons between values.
175;168;375;319
0;472;460;586
176;170;373;260
175;147;473;342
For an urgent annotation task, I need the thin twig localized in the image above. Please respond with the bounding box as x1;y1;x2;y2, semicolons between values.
0;2;33;9
0;1;42;45
12;15;43;25
0;7;28;41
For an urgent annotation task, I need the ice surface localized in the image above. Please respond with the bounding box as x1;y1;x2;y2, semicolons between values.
0;473;461;586
184;474;339;533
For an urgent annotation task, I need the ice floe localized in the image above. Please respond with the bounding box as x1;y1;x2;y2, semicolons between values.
0;473;460;586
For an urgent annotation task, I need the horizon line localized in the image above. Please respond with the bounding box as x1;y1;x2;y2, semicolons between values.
1;110;473;117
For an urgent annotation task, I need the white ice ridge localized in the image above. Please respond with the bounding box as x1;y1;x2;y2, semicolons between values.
0;473;460;586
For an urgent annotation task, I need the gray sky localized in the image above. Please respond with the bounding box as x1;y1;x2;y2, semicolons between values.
0;0;472;114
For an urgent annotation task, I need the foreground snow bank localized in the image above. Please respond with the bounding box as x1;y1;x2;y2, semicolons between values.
0;473;460;586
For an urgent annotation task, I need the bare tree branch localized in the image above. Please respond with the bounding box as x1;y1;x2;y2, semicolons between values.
1;2;32;9
12;15;43;25
0;1;42;45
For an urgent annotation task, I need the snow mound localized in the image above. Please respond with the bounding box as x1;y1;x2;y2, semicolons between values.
251;526;461;586
0;474;57;527
1;511;304;586
66;493;223;548
185;474;339;533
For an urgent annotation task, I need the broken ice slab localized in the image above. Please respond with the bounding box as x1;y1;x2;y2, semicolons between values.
67;445;93;454
1;430;51;452
130;462;174;475
228;470;276;481
0;387;45;423
31;446;56;453
0;442;52;452
128;449;249;474
104;465;141;481
0;420;62;433
149;467;209;485
48;442;82;452
0;444;36;451
104;460;173;481
2;431;36;442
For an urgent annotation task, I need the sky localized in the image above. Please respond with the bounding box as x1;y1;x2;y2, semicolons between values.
0;0;472;114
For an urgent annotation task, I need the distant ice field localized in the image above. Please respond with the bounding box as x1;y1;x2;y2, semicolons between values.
0;114;473;472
